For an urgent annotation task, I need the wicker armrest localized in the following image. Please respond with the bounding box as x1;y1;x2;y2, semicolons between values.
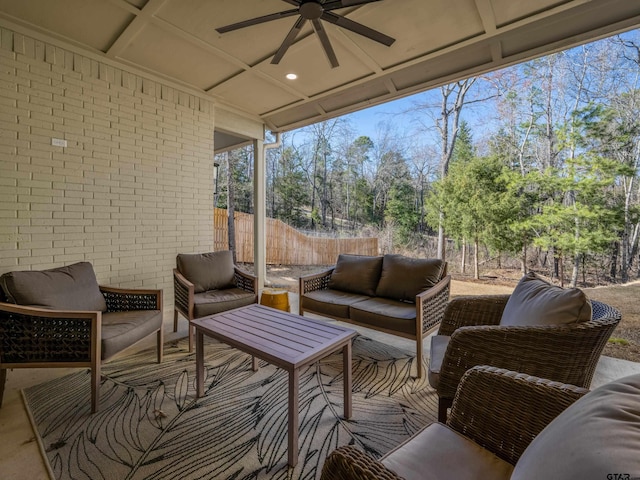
173;269;194;317
417;275;451;334
320;445;403;480
437;295;509;336
299;267;335;295
0;302;98;363
100;286;162;312
448;365;588;465
233;267;258;295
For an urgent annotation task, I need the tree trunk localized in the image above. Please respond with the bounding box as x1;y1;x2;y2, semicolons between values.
437;222;446;260
621;228;629;283
570;253;580;288
474;237;479;280
461;241;466;274
610;241;619;281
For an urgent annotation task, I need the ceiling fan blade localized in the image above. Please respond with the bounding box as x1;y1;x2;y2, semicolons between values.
216;9;298;34
340;0;384;5
322;11;395;46
322;0;384;11
312;19;339;68
271;16;307;65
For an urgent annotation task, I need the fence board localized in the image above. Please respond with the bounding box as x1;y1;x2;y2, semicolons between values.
213;208;378;265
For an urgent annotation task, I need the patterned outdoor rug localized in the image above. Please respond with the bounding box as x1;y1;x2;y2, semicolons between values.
23;335;438;480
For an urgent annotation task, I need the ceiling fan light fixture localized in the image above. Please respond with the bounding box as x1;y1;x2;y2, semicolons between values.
286;73;298;80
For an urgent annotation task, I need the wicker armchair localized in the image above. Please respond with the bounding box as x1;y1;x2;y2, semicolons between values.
430;294;621;422
321;366;589;480
173;250;257;351
0;262;163;413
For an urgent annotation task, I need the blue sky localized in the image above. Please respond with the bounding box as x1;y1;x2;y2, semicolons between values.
342;96;416;139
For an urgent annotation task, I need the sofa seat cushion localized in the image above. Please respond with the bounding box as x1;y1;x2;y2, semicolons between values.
192;288;256;318
101;310;162;360
500;272;592;327
427;335;450;389
327;254;383;296
177;251;235;293
349;298;416;335
511;372;640;480
376;255;444;302
302;289;370;319
0;262;107;312
382;422;514;480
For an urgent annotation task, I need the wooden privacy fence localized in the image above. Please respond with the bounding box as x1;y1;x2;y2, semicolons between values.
213;208;378;265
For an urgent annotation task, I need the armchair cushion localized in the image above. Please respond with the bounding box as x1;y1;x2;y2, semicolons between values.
427;335;451;388
192;288;256;318
511;372;640;480
500;272;591;327
376;255;444;302
101;310;162;360
176;251;235;293
0;262;107;312
327;254;383;297
382;422;514;480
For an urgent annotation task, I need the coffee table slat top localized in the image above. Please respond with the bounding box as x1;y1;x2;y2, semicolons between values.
192;304;357;369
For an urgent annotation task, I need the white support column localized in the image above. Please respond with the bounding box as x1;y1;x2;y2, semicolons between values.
253;138;266;290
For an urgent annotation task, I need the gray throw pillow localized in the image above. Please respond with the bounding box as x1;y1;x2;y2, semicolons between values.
500;272;592;327
376;254;444;302
177;250;235;293
511;373;640;480
0;262;107;311
327;254;383;297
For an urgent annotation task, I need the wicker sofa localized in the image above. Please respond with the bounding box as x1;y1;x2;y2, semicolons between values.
299;254;450;377
0;262;163;413
321;365;640;480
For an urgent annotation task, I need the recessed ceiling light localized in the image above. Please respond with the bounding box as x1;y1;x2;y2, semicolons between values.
286;73;297;80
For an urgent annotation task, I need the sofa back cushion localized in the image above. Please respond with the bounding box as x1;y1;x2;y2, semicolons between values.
376;254;444;302
327;254;383;297
177;250;235;293
500;272;591;327
511;372;640;480
0;262;107;311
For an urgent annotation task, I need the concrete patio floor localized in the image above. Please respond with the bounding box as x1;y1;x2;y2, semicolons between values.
2;293;639;480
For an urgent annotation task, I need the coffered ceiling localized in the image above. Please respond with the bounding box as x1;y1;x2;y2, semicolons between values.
1;0;639;132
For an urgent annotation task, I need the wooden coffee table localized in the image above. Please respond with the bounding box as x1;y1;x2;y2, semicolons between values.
193;304;357;467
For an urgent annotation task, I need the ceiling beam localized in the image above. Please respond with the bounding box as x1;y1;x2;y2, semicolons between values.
106;0;170;58
474;0;502;62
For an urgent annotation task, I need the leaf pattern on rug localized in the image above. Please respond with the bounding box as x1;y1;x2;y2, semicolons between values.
23;335;438;480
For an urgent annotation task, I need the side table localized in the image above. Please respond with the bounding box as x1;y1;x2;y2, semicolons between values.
260;288;290;312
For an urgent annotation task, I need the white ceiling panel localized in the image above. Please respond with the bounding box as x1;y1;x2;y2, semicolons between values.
119;22;241;90
0;0;133;51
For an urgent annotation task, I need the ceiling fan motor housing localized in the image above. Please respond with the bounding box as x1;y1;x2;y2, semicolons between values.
300;1;324;20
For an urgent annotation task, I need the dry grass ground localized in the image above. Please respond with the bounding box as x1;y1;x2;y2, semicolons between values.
263;265;640;363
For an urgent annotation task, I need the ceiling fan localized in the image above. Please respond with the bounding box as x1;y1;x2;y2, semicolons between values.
215;0;395;68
